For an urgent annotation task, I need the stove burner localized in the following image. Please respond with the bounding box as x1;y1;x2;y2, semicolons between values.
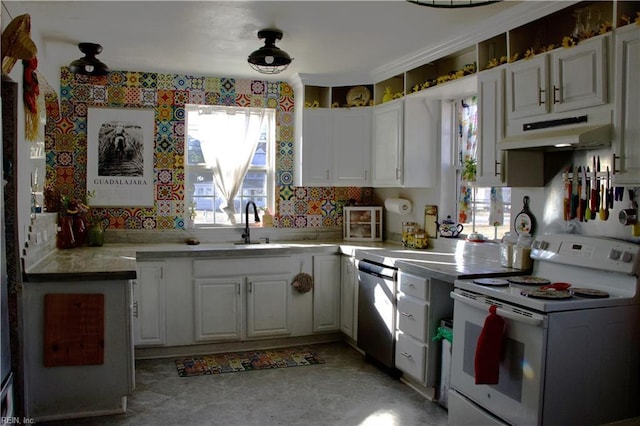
570;288;610;298
507;276;551;285
521;288;573;299
473;278;509;286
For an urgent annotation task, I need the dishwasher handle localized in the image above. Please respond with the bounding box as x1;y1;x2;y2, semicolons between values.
451;291;546;327
358;259;397;280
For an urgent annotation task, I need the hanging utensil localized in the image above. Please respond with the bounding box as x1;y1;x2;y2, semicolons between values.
615;187;624;202
585;166;592;221
599;184;609;221
590;157;599;219
564;166;571;221
579;166;587;221
570;165;578;220
607;168;614;209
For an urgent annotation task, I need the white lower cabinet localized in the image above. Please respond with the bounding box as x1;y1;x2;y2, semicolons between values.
340;255;357;339
194;274;291;341
133;261;166;346
246;274;291;338
313;255;341;332
395;271;453;399
194;277;242;341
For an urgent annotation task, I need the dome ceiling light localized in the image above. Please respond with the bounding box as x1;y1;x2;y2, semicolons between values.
406;0;501;8
69;42;109;76
247;28;293;75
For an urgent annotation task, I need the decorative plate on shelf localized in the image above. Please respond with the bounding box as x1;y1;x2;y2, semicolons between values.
346;86;371;107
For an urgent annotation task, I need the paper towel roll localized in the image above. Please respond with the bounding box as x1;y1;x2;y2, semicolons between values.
384;198;412;215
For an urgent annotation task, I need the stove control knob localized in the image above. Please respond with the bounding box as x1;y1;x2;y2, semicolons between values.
621;251;634;263
609;249;621;260
539;240;549;250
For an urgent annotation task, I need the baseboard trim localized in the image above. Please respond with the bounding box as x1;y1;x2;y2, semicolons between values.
134;332;344;360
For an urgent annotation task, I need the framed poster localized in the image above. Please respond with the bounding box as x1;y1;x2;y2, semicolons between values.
87;107;155;206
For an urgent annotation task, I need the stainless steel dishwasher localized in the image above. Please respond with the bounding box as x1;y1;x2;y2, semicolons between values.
357;258;398;370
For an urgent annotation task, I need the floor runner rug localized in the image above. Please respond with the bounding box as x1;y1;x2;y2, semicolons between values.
175;346;325;377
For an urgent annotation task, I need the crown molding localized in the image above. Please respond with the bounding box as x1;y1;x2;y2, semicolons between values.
370;0;579;82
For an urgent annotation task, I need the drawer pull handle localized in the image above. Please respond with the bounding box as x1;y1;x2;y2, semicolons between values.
400;352;413;359
400;312;414;319
406;283;415;288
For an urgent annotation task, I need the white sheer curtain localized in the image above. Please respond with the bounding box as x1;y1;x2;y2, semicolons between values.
198;107;265;224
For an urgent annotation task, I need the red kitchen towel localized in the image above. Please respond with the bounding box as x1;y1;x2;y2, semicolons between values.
474;305;505;385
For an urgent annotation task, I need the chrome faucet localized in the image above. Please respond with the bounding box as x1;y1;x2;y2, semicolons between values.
241;201;260;244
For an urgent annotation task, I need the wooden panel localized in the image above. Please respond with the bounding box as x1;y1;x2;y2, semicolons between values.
43;294;104;366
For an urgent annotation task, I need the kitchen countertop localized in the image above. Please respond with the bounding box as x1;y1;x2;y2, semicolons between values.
23;238;524;283
352;242;527;283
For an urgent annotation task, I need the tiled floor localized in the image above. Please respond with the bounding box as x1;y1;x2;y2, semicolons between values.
42;341;448;426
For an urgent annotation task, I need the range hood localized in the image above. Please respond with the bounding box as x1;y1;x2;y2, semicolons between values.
500;123;612;151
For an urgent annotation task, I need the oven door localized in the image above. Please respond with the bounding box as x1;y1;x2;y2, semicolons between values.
450;290;548;426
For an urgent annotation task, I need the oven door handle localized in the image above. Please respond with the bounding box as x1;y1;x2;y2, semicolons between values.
451;292;545;327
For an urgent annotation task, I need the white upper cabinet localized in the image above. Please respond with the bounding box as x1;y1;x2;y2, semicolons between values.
403;95;439;187
299;107;371;186
507;55;550;120
613;25;640;184
333;108;372;186
507;35;608;121
300;108;333;186
552;35;608;112
477;67;506;187
372;99;404;187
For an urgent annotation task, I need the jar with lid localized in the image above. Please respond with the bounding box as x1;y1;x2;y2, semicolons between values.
500;232;517;268
402;222;416;247
512;233;533;270
413;229;428;249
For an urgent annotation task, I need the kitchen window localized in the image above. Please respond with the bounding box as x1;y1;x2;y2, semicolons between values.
185;105;275;226
454;97;511;239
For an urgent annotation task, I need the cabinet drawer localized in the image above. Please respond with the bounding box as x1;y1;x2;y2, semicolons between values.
397;295;428;341
395;332;426;383
398;272;429;300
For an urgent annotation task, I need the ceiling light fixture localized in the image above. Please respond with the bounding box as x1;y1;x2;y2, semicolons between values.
406;0;501;8
69;42;109;76
247;29;293;75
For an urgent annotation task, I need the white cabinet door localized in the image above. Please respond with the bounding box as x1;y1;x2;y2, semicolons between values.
372;99;403;186
507;36;608;121
301;108;332;185
403;96;439;187
133;262;166;346
313;255;341;332
340;255;356;339
613;26;640;184
506;54;549;119
246;274;291;338
477;67;505;187
332;108;371;186
552;35;607;113
193;277;242;341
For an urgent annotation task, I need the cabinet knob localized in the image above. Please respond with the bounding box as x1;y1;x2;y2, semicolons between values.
400;351;413;359
400;311;414;319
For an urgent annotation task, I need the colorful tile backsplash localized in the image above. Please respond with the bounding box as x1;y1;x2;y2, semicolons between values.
44;68;370;230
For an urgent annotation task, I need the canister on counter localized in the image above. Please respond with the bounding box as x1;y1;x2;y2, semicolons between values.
413;229;428;249
512;233;533;270
402;222;416;247
500;232;516;268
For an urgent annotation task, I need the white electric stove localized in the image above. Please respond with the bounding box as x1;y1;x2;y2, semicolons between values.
449;234;640;426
